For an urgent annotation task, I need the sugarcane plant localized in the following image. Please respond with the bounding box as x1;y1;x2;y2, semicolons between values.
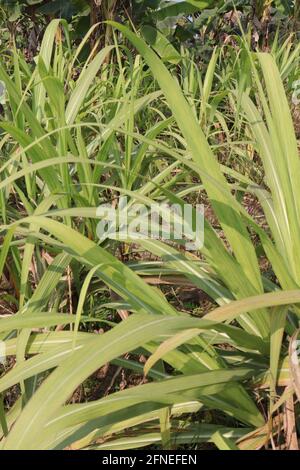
0;19;299;449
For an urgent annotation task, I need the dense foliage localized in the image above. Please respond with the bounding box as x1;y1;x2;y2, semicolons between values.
0;0;299;451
